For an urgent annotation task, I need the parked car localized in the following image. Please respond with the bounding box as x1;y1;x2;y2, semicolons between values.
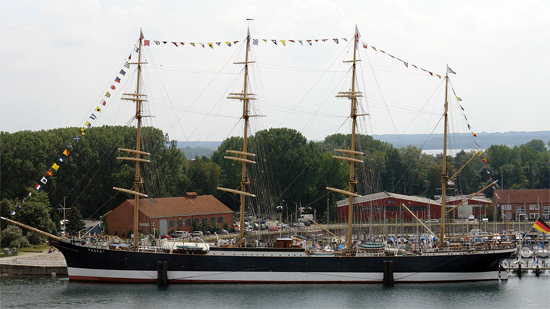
160;234;172;239
426;219;439;223
268;226;279;231
192;231;204;238
468;215;475;221
171;231;190;238
222;229;229;235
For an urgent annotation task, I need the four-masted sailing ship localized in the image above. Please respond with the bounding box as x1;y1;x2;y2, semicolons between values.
2;26;515;283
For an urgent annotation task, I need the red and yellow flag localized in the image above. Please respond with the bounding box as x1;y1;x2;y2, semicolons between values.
533;218;550;234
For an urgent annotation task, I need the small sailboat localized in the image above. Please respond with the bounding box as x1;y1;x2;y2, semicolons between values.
520;246;534;258
533;243;550;258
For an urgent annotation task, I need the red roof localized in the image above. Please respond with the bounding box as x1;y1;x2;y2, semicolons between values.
493;189;550;204
125;195;233;218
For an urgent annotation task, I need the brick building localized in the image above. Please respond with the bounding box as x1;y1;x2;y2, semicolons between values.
492;189;550;221
105;192;234;236
336;192;441;223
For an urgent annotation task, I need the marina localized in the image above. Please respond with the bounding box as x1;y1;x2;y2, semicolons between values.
1;2;548;308
1;1;549;290
501;259;549;277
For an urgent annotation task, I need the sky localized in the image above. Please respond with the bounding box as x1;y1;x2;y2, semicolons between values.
1;0;549;144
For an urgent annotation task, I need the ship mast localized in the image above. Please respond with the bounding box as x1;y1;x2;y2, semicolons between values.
327;26;364;256
439;66;450;244
113;29;151;251
217;23;256;246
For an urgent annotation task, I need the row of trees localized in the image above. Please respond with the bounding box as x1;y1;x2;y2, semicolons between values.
1;126;549;239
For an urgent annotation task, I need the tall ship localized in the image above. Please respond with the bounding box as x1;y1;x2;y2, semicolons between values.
2;26;515;283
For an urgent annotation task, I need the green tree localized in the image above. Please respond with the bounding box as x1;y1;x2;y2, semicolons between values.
0;225;29;248
1;126;189;221
65;205;85;236
211;136;245;210
508;160;528;189
0;189;56;235
249;128;319;210
186;157;221;196
399;146;432;195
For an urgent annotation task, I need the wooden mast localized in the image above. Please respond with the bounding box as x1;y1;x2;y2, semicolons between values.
217;23;256;246
439;65;450;244
327;26;364;256
113;29;150;251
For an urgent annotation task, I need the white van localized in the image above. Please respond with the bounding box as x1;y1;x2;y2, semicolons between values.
468;215;475;221
170;231;191;238
192;231;204;238
171;231;190;238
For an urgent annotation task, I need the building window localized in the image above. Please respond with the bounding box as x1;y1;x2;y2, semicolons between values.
177;219;184;227
530;213;539;219
516;206;525;214
194;218;199;224
169;220;175;228
218;216;224;223
186;219;192;227
202;218;208;225
529;204;539;210
210;217;216;224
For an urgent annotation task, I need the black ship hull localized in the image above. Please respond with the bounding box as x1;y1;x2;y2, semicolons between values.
51;239;513;283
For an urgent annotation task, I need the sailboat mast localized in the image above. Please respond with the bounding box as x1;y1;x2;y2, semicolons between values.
239;28;251;245
346;29;359;253
114;29;150;251
132;30;144;251
218;24;257;246
439;66;450;244
327;26;364;256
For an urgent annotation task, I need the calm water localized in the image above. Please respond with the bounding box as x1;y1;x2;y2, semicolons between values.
1;269;548;309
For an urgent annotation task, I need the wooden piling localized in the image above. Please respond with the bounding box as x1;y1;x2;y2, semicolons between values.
383;261;394;285
157;261;168;285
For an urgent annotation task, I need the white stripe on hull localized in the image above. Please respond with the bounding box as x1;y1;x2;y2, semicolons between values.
68;267;507;283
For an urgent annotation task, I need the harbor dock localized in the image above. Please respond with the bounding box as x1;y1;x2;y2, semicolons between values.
0;251;67;276
501;259;550;277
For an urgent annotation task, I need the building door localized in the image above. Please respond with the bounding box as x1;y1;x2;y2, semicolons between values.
457;204;473;219
159;220;167;235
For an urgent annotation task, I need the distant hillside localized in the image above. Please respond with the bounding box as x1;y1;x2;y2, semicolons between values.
177;141;221;159
373;131;550;150
177;141;223;149
177;131;550;157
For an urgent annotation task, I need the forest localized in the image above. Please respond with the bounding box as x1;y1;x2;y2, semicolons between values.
1;126;549;240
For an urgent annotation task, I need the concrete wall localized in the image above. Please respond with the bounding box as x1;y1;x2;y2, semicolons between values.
0;264;67;276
